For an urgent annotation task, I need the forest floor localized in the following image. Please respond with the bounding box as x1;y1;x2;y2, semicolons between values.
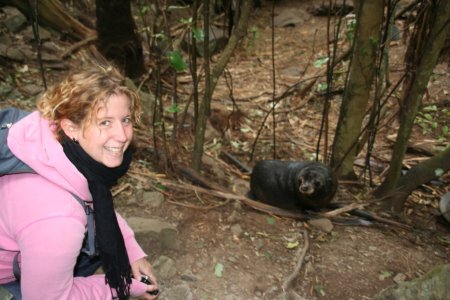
1;0;450;299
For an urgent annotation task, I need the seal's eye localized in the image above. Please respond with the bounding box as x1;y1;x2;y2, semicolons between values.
314;181;321;188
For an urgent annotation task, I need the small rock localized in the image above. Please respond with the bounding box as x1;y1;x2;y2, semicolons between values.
23;26;52;42
142;191;165;207
0;82;13;98
253;238;265;251
19;83;44;96
230;223;244;238
227;256;238;264
3;8;27;33
180;271;197;282
232;178;249;195
226;210;240;223
126;217;176;234
373;264;450;300
160;283;193;300
393;272;407;284
160;228;179;250
153;255;177;280
307;218;334;233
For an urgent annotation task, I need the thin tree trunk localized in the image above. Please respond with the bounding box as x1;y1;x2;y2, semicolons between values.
330;0;384;179
374;0;450;208
192;0;212;171
191;0;252;171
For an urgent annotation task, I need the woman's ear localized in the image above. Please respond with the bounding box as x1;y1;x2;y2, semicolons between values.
60;119;79;141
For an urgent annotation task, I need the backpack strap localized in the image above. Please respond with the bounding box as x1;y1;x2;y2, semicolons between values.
13;252;20;281
3;193;97;282
70;192;97;257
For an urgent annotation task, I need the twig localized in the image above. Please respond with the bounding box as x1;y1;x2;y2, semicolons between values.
112;183;131;197
166;199;230;210
322;202;368;217
282;229;309;293
61;35;97;59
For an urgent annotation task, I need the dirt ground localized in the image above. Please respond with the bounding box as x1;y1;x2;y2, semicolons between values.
1;0;449;299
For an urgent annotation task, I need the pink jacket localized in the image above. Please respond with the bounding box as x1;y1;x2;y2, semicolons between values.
0;111;148;299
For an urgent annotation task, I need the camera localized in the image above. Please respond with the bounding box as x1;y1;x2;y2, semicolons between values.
140;275;159;296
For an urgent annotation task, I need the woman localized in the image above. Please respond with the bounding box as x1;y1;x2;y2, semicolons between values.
0;66;159;299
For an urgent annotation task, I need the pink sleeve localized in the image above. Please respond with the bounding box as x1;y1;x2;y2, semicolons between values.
17;217;147;299
115;212;147;263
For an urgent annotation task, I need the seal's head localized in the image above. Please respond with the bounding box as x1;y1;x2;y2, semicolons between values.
296;163;337;208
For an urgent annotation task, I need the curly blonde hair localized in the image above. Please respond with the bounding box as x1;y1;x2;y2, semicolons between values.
36;65;142;141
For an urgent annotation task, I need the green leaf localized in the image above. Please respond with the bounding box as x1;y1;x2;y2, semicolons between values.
314;284;326;297
317;82;328;92
314;57;329;68
214;263;224;278
180;17;192;24
192;27;204;41
251;25;259;38
266;217;275;225
423;113;433;120
167;51;187;71
423;105;437;112
286;241;299;249
435;168;444;177
166;103;181;114
140;5;149;15
379;270;393;280
154;32;167;40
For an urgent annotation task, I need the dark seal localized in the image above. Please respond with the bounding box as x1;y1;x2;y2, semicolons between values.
249;160;338;210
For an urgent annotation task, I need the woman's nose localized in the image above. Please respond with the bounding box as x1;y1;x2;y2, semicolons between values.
114;123;128;142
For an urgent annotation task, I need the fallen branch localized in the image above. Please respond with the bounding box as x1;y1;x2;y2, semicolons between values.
282;229;309;292
161;179;312;220
323;202;368;217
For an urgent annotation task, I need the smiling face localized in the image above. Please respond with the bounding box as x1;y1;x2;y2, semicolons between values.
63;92;133;168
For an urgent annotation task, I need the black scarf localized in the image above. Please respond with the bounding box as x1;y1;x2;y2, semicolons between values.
62;137;132;300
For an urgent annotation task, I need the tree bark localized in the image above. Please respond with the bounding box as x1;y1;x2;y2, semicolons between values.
374;0;450;208
330;0;384;179
96;0;145;78
2;0;94;40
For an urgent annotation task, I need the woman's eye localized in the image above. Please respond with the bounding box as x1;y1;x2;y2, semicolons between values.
123;117;132;125
100;120;111;126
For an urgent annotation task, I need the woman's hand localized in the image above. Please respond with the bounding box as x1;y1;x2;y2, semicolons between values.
131;257;159;299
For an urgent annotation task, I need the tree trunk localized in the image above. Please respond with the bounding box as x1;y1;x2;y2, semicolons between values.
191;0;252;171
374;0;450;209
96;0;145;78
330;0;384;179
382;146;450;211
2;0;94;40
